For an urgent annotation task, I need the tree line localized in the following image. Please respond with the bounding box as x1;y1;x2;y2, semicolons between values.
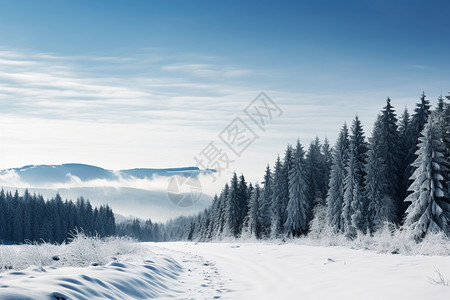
116;218;161;242
0;189;116;244
161;92;450;242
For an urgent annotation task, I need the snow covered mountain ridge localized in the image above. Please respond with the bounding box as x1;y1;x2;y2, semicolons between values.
0;164;215;222
0;163;210;187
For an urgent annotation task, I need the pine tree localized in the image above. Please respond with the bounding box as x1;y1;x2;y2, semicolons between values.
398;107;411;202
208;194;220;237
404;92;431;217
226;173;242;237
12;190;23;242
248;182;254;200
199;208;211;240
216;184;229;237
437;95;445;113
365;115;396;231
408;93;431;154
285;140;309;236
322;137;333;192
271;156;284;238
247;184;261;238
260;165;273;237
441;98;450;205
342;116;368;235
280;145;294;232
52;193;64;242
404;115;450;239
238;174;249;232
380;97;402;222
306;137;326;206
0;189;6;241
23;190;33;241
326;123;349;231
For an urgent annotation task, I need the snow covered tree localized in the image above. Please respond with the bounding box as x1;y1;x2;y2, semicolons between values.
216;184;229;236
326;123;349;231
441;99;450;199
306;137;327;209
379;97;402;222
341;116;368;235
247;184;261;238
208;194;220;238
365;115;396;231
23;190;33;241
248;182;254;201
260;165;273;237
285;140;309;236
12;190;23;242
0;190;6;240
199;208;212;240
322;137;333;191
404;92;431;217
398;107;411;201
271;156;284;238
308;202;328;240
280;145;294;232
226;173;242;237
404;115;450;239
437;95;445;113
238;174;250;231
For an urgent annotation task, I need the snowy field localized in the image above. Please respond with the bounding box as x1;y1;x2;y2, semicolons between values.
157;242;450;300
0;239;449;299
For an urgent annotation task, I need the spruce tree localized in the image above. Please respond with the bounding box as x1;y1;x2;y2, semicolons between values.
260;165;273;237
0;190;6;241
306;137;326;206
342;116;368;234
441;98;450;204
285;140;309;236
404;115;450;239
226;173;241;237
280;145;294;231
209;194;220;238
238;174;249;233
326;123;349;231
365;115;396;231
322;137;333;192
404;92;431;217
380;97;402;222
398;107;411;202
247;184;261;238
437;95;445;113
216;184;229;237
271;156;284;238
12;190;23;242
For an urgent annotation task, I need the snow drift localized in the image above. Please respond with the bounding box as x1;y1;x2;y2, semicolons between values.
0;234;184;299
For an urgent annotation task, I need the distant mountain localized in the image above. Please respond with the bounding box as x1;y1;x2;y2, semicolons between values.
0;164;215;222
0;163;210;185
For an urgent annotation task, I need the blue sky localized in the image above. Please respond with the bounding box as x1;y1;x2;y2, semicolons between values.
0;0;450;190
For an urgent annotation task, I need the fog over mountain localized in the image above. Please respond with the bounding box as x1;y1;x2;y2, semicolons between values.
0;163;214;222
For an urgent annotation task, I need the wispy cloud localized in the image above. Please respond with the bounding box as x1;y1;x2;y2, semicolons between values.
0;47;256;124
162;63;251;78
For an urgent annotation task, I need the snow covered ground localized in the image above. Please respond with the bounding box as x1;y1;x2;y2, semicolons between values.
157;242;450;300
0;240;449;299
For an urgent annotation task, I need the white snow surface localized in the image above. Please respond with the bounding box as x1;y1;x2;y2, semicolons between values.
0;241;449;299
157;242;450;300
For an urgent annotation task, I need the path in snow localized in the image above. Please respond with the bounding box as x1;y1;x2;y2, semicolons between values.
155;242;450;300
